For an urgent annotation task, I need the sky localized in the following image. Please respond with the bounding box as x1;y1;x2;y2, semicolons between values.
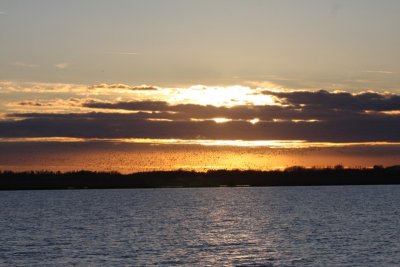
1;0;400;172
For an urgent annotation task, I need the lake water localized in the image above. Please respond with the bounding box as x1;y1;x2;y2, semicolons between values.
1;186;400;266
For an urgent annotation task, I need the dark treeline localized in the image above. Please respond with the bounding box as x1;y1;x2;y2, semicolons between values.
1;165;400;190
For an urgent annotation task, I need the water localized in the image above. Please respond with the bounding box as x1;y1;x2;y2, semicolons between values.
1;186;400;266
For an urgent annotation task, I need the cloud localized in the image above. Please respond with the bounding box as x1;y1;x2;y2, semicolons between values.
83;100;169;111
12;62;40;68
82;90;400;121
1;111;400;142
2;81;400;143
5;88;400;142
7;98;164;115
55;62;69;69
109;52;138;55
15;101;44;107
88;84;159;91
0;11;6;15
7;98;89;114
264;90;400;112
362;70;395;74
0;81;86;93
0;81;158;95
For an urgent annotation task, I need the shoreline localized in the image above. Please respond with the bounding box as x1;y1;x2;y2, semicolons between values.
1;166;400;190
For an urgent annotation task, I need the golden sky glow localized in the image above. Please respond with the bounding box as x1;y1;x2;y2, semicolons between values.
1;140;399;173
1;137;400;149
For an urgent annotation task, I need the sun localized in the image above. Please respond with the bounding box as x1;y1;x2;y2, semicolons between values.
167;85;277;107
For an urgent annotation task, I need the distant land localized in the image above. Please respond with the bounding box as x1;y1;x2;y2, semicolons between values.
1;166;400;190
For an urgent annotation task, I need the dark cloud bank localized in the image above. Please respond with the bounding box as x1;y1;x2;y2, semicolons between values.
2;90;400;142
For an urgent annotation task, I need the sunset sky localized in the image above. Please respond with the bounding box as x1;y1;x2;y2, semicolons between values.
1;0;400;172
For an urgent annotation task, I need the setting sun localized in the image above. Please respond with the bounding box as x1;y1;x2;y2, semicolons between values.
167;85;278;107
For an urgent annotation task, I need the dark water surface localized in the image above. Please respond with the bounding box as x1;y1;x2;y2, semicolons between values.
1;186;400;266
